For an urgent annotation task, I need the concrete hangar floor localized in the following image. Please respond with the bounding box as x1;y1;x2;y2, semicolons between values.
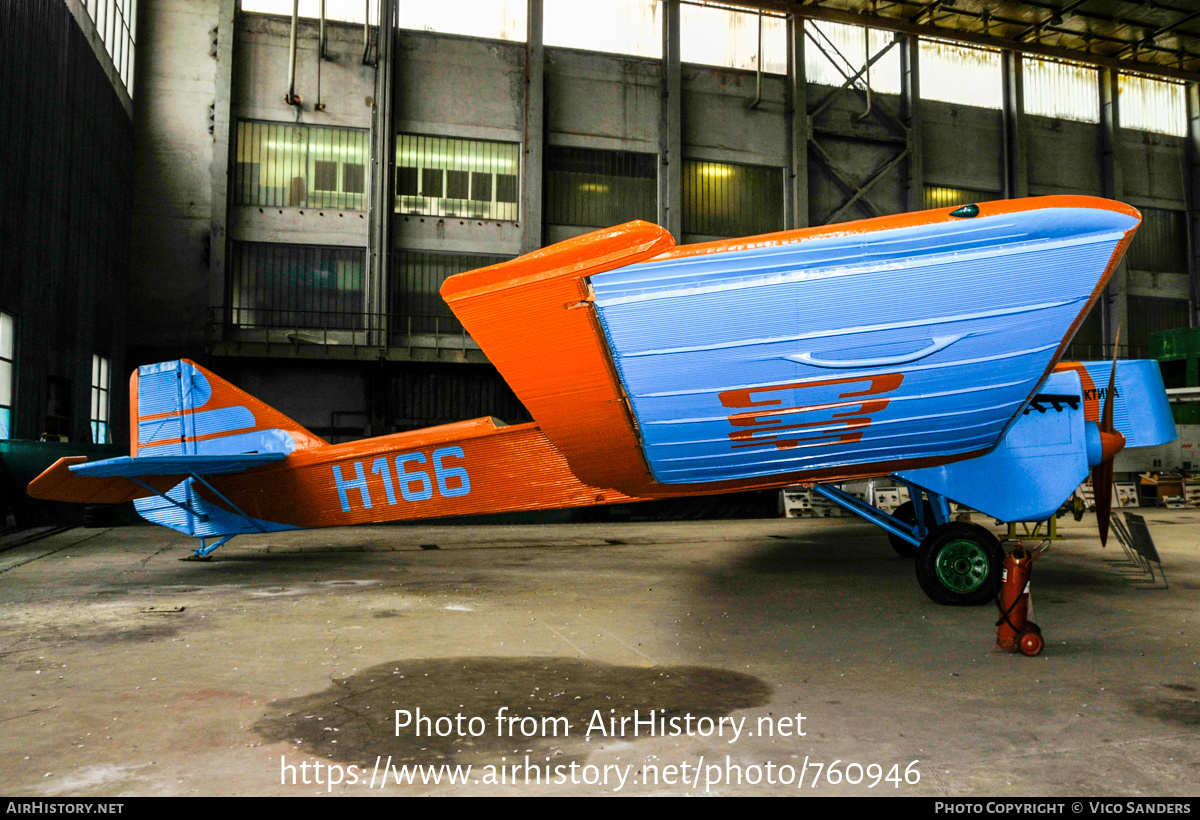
0;511;1196;797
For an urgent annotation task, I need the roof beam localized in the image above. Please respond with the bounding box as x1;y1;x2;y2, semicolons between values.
711;1;1200;81
1114;9;1200;59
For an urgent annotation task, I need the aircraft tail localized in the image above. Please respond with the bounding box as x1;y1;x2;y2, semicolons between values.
28;359;325;506
131;360;327;458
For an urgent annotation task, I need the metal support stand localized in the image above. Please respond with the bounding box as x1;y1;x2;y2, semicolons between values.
1005;517;1064;541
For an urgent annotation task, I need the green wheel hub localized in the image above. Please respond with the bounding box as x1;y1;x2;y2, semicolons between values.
933;539;992;594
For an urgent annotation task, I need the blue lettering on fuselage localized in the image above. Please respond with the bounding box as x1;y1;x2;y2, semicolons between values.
331;461;372;512
331;446;472;512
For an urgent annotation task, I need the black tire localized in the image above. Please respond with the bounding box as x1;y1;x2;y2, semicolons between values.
888;500;934;558
915;522;1002;606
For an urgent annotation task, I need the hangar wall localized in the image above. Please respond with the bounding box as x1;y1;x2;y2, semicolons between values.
0;0;133;445
125;0;1200;443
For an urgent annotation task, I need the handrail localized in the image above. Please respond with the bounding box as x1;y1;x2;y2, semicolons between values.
205;307;483;356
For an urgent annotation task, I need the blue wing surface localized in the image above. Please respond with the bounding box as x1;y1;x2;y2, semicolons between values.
591;206;1138;484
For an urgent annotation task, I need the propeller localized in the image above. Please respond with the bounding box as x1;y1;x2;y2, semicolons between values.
1091;328;1126;546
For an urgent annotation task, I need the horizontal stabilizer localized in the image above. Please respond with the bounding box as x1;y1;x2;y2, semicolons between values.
28;453;286;504
28;457;178;504
70;452;286;478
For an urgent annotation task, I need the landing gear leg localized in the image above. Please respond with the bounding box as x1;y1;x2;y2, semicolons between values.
809;481;996;605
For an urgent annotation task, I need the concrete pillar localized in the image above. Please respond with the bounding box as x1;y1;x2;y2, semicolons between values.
367;0;395;332
1188;82;1200;328
208;0;237;340
1100;67;1127;352
1002;50;1028;200
660;0;682;240
522;0;545;254
786;14;808;229
900;34;923;213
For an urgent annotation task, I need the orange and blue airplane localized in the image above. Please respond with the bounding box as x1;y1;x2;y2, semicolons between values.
28;196;1177;605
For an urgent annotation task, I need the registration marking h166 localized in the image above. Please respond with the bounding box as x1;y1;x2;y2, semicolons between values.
331;446;472;512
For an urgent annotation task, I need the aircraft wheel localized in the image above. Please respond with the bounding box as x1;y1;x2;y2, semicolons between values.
915;523;1002;606
888;500;934;558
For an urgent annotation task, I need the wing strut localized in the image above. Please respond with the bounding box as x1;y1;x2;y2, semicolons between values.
186;471;268;534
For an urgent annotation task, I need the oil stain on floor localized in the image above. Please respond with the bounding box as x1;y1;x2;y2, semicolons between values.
256;657;772;767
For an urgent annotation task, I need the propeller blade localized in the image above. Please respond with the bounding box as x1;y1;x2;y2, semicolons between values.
1101;327;1120;433
1092;460;1114;547
1094;326;1122;547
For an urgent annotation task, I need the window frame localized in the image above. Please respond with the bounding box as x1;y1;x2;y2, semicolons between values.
394;133;522;222
233;120;371;211
1117;72;1188;137
1021;55;1099;124
917;38;1003;110
681;158;786;240
90;354;112;445
0;312;14;441
544;145;659;230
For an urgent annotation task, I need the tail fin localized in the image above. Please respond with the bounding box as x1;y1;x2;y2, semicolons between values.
130;360;327;458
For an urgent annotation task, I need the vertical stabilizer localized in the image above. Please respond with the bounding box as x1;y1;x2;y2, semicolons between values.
130;360;327;458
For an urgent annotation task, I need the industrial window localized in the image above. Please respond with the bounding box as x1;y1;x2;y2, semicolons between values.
805;20;901;95
234;121;369;210
681;2;786;74
90;355;111;445
919;39;1002;109
545;147;657;229
391;366;531;432
397;0;526;41
545;0;660;58
0;313;13;440
1118;74;1187;137
923;185;999;209
82;0;137;95
228;242;366;330
682;160;784;239
395;135;520;221
1023;57;1099;123
241;0;378;26
391;251;511;336
1125;208;1188;273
